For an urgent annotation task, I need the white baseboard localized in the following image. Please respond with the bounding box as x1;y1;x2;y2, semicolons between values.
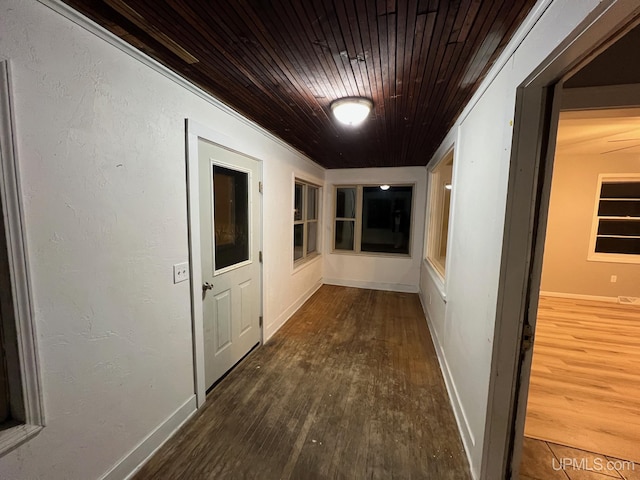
264;280;322;342
323;278;419;293
539;291;618;303
418;292;478;480
101;395;197;480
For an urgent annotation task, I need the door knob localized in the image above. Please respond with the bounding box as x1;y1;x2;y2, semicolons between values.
202;282;214;292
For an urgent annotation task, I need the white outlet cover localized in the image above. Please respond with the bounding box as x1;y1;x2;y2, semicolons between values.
173;262;189;284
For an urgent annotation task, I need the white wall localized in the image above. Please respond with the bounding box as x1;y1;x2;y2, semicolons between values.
323;167;427;293
418;0;609;477
541;152;640;298
0;1;323;479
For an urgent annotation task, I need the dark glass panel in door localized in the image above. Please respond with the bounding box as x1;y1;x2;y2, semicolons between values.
213;165;249;270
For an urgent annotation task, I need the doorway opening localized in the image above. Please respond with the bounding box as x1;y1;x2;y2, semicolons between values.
186;120;264;407
509;15;640;480
518;105;640;479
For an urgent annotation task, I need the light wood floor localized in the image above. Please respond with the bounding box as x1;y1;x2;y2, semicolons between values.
134;285;470;479
525;296;640;464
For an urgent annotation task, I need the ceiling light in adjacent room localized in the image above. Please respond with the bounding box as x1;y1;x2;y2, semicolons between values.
380;185;390;190
445;184;452;190
331;97;373;126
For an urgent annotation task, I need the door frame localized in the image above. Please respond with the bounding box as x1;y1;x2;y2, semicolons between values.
481;2;640;479
185;119;263;407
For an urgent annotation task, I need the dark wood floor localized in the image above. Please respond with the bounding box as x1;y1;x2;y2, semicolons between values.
134;285;470;479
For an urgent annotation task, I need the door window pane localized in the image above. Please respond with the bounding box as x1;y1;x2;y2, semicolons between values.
213;165;249;270
335;220;355;250
361;186;412;254
307;221;317;254
294;224;304;260
336;188;356;218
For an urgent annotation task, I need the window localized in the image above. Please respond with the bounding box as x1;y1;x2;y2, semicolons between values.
426;150;454;277
589;175;640;263
333;185;413;255
0;60;44;455
293;180;320;263
212;165;249;270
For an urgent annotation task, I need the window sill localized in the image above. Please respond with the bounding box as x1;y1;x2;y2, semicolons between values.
423;258;447;302
330;250;412;259
0;423;43;458
587;252;640;264
293;252;321;273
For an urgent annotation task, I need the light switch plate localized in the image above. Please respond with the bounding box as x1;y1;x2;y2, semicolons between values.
173;262;189;284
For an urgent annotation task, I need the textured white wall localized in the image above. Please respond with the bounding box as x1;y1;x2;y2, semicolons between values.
419;0;605;477
0;1;322;478
323;167;427;292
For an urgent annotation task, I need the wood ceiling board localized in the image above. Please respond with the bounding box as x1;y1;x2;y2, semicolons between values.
61;0;538;169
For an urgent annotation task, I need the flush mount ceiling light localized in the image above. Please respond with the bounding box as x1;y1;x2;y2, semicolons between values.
380;185;390;190
330;97;373;126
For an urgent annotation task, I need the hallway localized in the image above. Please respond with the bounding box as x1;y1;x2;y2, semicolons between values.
134;286;470;479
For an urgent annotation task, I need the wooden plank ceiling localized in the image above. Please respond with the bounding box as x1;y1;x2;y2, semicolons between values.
62;0;537;169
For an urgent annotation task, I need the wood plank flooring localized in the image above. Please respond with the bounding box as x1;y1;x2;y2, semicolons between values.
525;296;640;464
134;285;470;479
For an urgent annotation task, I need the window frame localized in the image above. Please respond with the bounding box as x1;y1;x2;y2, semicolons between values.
425;149;454;279
332;183;415;257
588;173;640;264
0;60;44;456
293;179;321;267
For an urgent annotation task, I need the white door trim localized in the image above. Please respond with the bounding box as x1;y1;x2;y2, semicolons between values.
482;2;640;479
0;59;45;454
185;119;263;407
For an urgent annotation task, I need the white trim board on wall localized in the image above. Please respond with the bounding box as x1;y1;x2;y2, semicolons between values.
539;291;618;303
0;59;45;455
417;292;475;469
264;280;322;341
100;396;196;480
323;278;419;294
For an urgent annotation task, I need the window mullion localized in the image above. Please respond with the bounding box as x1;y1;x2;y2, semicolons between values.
302;184;308;259
355;186;363;253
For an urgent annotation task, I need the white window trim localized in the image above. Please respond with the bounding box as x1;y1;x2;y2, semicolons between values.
293;178;321;269
588;173;640;264
425;149;454;280
332;183;415;257
0;60;45;455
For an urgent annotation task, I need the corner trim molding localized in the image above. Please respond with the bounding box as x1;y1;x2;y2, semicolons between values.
36;0;321;173
100;395;197;480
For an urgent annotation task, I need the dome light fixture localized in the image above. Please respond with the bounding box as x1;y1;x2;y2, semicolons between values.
330;97;373;126
380;185;390;191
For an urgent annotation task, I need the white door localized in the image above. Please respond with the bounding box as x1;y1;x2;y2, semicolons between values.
198;139;261;390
